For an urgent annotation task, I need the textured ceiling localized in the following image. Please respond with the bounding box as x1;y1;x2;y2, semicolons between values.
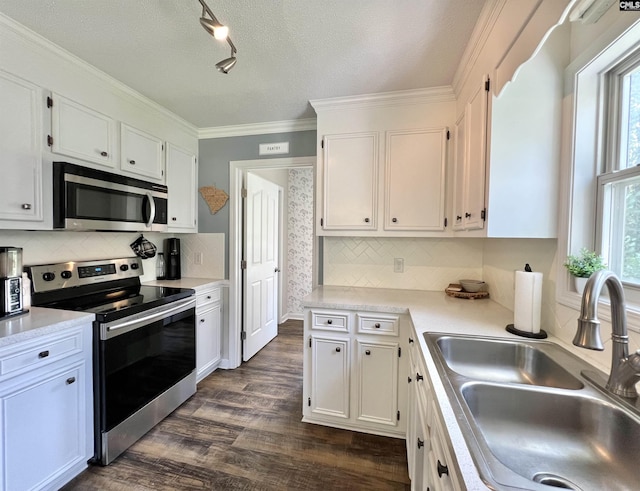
0;1;486;129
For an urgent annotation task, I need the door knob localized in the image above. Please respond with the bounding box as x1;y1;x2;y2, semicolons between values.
274;267;281;273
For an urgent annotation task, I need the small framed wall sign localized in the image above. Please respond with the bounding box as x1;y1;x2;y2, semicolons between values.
259;142;289;155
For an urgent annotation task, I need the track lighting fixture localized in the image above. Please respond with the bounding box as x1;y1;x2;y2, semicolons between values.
197;0;237;73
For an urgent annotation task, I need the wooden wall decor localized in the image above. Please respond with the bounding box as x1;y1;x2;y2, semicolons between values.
199;185;229;214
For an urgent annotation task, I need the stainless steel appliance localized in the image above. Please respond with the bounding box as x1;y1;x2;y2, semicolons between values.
164;238;181;280
27;257;196;465
53;162;168;232
0;247;25;318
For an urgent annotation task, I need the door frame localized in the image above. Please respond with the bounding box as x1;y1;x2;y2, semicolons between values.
229;156;316;369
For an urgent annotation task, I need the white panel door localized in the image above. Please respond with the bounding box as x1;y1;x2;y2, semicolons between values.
51;93;116;167
243;172;280;361
120;123;164;181
357;340;398;426
166;142;197;232
463;78;488;231
0;70;43;223
322;132;378;230
384;128;447;231
310;336;350;419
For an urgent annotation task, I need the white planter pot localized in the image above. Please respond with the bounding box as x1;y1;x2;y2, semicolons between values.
573;276;588;296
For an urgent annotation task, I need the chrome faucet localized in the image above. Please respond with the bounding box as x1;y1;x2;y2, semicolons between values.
573;270;640;398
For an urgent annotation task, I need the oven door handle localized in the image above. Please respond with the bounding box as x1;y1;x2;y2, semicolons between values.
144;191;156;229
101;296;195;340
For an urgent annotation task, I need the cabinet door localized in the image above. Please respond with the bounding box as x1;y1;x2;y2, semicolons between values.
0;71;43;223
463;79;488;231
385;129;447;231
310;336;350;419
51;93;116;167
356;340;398;426
452;113;466;231
196;304;221;382
2;364;85;491
322;133;377;230
120;123;164;181
166;142;197;232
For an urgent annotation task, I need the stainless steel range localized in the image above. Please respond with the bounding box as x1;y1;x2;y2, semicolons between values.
26;257;196;465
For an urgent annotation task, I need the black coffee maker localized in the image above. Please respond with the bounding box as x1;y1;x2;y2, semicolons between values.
164;238;181;280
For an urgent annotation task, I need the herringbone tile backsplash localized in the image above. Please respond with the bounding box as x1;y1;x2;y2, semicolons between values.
323;237;484;290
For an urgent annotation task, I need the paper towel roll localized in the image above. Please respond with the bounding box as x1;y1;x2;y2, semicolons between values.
514;271;543;333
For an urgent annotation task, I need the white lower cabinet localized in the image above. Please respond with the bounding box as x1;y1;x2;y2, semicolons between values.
303;308;407;437
195;286;222;382
407;328;462;491
0;322;93;491
310;336;350;419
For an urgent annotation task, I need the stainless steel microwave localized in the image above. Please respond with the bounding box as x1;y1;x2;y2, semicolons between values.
53;162;168;232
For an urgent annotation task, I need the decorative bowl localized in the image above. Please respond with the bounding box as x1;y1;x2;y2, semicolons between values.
459;279;485;293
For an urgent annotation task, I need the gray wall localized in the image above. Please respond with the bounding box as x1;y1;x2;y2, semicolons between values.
198;130;316;277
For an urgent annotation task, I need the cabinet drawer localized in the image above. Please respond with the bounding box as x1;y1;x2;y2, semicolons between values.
197;287;220;310
356;313;399;336
0;331;83;377
311;311;350;332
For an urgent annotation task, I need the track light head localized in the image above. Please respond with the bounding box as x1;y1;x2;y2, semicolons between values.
199;16;228;40
215;54;237;74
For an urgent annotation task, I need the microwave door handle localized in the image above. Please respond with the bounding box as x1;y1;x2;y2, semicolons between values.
145;191;156;228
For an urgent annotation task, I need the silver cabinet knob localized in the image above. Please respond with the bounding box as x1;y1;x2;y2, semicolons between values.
392;217;398;223
364;217;370;223
129;159;136;165
100;151;108;157
21;203;32;210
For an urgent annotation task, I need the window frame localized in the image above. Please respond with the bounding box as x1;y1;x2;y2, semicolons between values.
558;17;640;332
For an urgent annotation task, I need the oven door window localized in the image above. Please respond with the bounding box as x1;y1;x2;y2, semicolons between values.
99;307;195;431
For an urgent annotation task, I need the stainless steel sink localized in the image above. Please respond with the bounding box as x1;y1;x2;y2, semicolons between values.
424;333;640;490
435;336;583;389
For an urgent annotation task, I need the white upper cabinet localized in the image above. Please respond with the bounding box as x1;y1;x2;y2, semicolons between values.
120;123;164;181
166;142;197;232
452;77;489;232
322;132;378;231
385;128;447;231
312;88;455;237
0;70;44;226
50;93;116;168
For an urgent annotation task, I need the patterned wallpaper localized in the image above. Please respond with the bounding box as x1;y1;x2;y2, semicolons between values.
287;168;314;317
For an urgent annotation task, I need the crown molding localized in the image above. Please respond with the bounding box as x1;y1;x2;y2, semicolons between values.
451;0;507;96
310;86;455;113
0;12;198;137
198;118;317;139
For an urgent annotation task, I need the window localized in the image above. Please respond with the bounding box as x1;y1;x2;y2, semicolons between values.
598;53;640;288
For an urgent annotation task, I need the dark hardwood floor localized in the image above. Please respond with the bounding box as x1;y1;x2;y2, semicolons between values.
63;320;410;490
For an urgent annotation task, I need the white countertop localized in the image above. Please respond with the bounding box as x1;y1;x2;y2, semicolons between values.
0;307;94;348
303;285;603;491
145;277;229;290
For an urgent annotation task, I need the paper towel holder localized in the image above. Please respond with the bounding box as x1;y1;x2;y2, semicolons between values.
506;324;548;339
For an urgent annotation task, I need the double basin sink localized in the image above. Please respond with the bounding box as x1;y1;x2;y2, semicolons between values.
424;333;640;490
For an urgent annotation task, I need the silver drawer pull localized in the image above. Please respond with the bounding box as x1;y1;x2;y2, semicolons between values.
327;319;332;325
374;323;381;328
38;350;49;359
66;376;76;385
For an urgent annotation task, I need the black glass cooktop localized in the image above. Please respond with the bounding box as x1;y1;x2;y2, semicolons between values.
35;284;194;322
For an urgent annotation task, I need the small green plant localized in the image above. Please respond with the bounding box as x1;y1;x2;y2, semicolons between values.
564;248;607;278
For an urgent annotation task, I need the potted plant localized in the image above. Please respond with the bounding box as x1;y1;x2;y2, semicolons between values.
564;248;607;294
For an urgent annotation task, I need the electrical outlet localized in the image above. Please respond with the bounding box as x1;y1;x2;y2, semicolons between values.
394;258;404;273
194;251;204;265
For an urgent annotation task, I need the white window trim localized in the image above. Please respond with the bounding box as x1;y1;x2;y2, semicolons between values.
558;16;640;331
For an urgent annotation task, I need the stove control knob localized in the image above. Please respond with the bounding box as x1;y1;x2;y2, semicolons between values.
42;272;56;282
60;271;72;279
120;265;129;271
130;263;139;270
